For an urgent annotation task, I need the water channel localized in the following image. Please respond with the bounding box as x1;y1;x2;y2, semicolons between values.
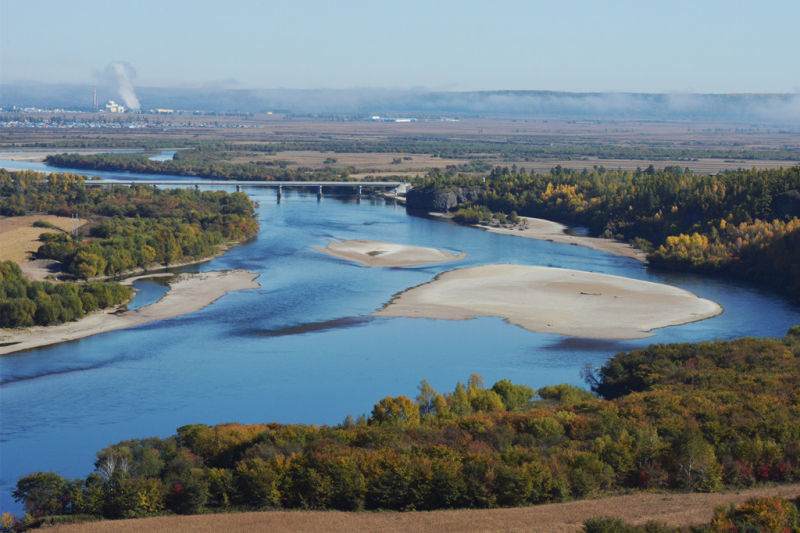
1;158;799;512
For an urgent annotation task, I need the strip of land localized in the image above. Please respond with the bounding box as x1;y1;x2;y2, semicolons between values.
0;270;259;355
375;264;721;339
313;239;466;267
0;150;110;163
46;483;800;533
478;216;648;261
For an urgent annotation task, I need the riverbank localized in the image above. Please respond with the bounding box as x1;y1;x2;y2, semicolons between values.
375;264;722;339
477;216;648;262
0;270;260;355
313;239;465;267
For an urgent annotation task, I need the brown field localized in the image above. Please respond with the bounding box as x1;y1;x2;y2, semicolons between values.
0;215;86;264
223;150;469;170
48;484;800;533
224;150;797;175
3;114;799;151
3;115;798;176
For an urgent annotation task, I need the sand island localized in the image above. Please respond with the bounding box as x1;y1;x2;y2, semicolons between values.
478;216;648;262
375;264;722;339
314;239;466;267
0;270;260;355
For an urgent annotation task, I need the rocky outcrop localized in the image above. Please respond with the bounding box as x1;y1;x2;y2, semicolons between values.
773;189;800;218
405;186;484;212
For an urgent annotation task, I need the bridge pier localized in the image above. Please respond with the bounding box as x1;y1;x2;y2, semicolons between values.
317;185;323;201
277;184;282;203
236;185;241;192
357;185;362;203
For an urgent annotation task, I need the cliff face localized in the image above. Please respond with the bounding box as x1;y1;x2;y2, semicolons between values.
406;187;483;212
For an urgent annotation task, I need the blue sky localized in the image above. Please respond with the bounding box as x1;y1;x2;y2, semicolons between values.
2;0;799;93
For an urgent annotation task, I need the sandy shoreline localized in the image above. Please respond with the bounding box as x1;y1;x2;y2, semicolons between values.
477;216;648;262
0;270;260;355
375;264;721;339
314;239;466;267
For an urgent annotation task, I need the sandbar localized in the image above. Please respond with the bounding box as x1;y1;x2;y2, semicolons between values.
314;239;465;267
0;270;260;355
374;264;722;339
477;216;647;262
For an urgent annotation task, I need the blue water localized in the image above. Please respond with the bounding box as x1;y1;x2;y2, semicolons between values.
126;277;172;311
147;151;176;162
1;166;799;514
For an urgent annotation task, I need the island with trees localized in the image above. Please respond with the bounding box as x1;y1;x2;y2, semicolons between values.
0;169;259;329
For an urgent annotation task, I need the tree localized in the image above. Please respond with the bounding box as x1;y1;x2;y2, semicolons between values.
369;396;420;428
491;379;535;411
13;472;70;517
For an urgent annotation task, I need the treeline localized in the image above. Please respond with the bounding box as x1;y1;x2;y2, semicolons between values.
11;328;800;521
415;165;800;300
43;152;369;182
2;139;202;150
0;261;131;328
0;170;258;279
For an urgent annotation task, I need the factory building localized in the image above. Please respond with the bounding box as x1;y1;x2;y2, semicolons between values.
105;100;126;113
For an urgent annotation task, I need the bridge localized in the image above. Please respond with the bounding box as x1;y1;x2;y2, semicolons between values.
84;179;411;200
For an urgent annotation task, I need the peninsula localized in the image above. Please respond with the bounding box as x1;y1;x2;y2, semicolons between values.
0;270;260;355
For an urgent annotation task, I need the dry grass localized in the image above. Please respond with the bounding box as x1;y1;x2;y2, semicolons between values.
4;115;798;153
0;215;86;264
48;484;800;533
223;150;468;170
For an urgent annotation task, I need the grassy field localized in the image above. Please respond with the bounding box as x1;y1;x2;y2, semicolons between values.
46;483;800;532
222;150;469;170
3;115;799;171
0;214;86;264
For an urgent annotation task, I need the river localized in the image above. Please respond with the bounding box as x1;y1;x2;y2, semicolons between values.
1;159;799;513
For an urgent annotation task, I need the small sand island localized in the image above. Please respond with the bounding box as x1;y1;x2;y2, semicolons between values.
0;270;260;355
375;264;722;339
314;239;466;267
478;216;648;262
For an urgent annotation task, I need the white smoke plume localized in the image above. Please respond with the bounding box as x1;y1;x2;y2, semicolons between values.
105;61;140;111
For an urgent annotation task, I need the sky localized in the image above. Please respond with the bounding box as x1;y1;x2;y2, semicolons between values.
1;0;799;94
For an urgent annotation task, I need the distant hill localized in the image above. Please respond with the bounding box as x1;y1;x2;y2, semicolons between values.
1;83;798;124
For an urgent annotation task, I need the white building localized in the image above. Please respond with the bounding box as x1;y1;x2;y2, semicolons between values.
105;100;125;113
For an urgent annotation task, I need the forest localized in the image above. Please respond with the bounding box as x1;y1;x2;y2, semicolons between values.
417;165;800;301
42;152;364;182
1;170;257;280
0;261;131;328
9;327;800;524
0;170;258;327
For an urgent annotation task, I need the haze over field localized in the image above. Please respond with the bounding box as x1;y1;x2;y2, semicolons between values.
1;1;799;123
